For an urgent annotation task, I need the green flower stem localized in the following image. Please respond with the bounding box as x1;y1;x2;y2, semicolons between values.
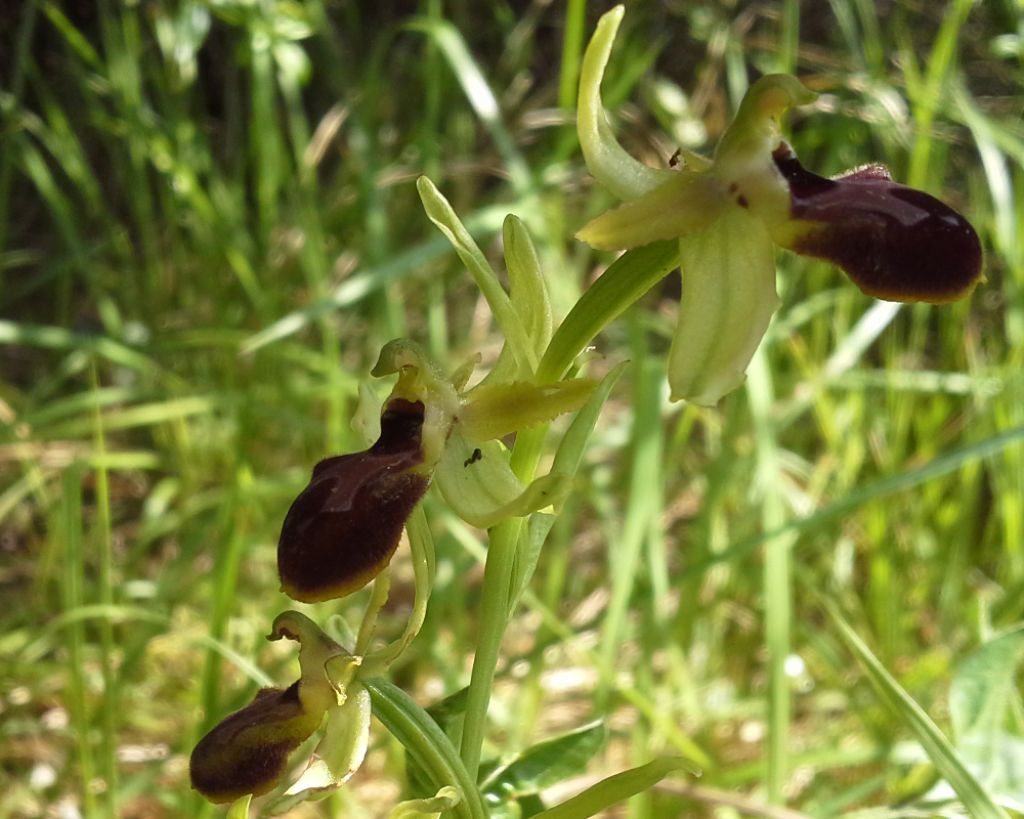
366;678;488;819
459;242;680;782
536;240;680;382
459;516;525;782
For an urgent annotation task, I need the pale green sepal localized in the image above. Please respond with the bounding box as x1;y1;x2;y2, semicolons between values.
226;795;252;819
577;6;677;201
273;684;371;807
484;216;553;384
460;379;598;442
363;506;435;674
575;172;722;250
386;785;461;818
715;74;816;164
532;757;699;819
435;429;570;529
416;177;537;374
668;208;779;405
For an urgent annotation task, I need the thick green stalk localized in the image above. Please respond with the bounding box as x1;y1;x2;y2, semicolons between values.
747;348;794;804
459;242;680;780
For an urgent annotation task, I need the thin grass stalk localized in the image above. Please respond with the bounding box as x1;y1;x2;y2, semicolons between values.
61;466;99;816
90;365;119;816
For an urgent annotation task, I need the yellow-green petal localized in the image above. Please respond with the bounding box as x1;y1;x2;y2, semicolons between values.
668;207;779;405
459;378;597;441
575;172;723;250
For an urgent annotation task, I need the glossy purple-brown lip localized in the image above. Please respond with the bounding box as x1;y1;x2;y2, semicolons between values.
190;682;311;803
771;145;983;303
277;398;429;603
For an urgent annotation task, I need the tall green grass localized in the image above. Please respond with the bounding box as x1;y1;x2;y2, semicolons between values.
2;1;1023;816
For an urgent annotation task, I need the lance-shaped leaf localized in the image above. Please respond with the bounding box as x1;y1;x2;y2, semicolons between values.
189;612;346;804
486;215;554;383
769;145;983;303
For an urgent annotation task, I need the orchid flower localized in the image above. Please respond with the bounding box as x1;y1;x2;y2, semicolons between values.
277;339;596;602
189;612;370;805
577;6;983;405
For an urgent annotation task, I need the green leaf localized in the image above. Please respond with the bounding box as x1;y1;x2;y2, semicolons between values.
482;721;606;800
824;599;1011;819
366;678;487;819
531;757;698;819
951;627;1024;741
503;215;552;357
537;242;679;383
486;215;553;383
944;627;1024;811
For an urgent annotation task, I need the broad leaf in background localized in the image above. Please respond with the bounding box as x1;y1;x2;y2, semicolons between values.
481;721;606;813
933;627;1024;812
531;757;699;819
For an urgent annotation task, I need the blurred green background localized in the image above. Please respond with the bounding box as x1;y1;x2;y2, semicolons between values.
2;0;1024;816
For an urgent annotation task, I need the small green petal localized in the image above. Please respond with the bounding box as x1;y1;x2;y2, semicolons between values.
434;429;569;529
576;173;723;250
459;378;598;441
668;208;779;405
577;5;677;201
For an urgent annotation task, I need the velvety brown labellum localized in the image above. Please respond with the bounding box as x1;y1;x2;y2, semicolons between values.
771;146;983;303
190;682;317;803
277;399;429;603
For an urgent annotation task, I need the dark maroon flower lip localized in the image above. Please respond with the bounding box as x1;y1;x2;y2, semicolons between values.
277;399;429;603
771;144;983;303
190;682;311;803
